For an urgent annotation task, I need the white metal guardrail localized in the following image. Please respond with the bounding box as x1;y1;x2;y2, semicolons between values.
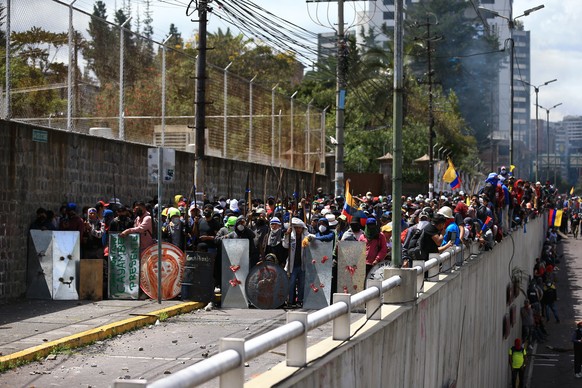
114;245;471;388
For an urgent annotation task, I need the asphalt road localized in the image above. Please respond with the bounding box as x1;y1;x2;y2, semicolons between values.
529;232;582;388
0;306;363;388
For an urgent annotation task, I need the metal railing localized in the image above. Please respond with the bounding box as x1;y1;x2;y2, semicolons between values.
114;245;471;388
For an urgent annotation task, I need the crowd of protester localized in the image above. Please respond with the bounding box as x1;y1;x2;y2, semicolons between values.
29;166;580;309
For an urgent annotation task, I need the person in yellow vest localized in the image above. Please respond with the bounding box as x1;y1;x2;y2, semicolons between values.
509;338;527;388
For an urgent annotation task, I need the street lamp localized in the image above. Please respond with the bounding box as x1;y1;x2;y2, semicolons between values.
521;78;557;181
536;102;562;181
478;4;544;170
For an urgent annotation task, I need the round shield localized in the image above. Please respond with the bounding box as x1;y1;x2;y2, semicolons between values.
245;260;289;309
140;243;186;300
365;260;393;289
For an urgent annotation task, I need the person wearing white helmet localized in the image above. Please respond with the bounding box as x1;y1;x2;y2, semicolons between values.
283;217;309;307
439;206;461;248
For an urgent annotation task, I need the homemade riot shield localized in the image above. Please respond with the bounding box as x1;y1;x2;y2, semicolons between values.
302;240;334;309
140;243;186;300
365;260;394;289
108;233;141;299
221;239;250;308
27;230;80;300
182;251;216;303
337;241;366;295
245;259;288;309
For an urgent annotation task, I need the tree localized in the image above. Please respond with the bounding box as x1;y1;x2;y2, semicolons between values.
85;1;115;84
404;0;501;148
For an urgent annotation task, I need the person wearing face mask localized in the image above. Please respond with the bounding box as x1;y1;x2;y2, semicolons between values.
223;216;258;267
195;205;221;253
263;217;287;267
119;201;155;253
162;208;185;250
29;207;56;231
341;216;364;241
109;206;134;233
310;218;335;242
358;218;387;275
251;208;270;257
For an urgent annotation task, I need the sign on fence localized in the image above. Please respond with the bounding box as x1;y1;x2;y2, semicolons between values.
108;233;140;300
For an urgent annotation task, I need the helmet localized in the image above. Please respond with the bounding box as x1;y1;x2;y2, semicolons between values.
437;206;454;219
168;208;181;218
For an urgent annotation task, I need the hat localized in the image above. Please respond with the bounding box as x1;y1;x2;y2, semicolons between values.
514;338;521;348
325;213;338;226
318;217;329;225
270;217;281;225
229;199;239;212
67;202;77;211
291;217;306;229
437;206;454;219
103;209;114;218
366;217;377;225
381;222;392;233
366;191;373;197
255;208;267;215
338;214;347;221
88;208;97;214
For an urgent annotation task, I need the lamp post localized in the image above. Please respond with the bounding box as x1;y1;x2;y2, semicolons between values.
478;4;544;170
536;102;562;182
521;78;557;182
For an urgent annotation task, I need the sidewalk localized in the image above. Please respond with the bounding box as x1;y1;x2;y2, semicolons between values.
0;298;205;370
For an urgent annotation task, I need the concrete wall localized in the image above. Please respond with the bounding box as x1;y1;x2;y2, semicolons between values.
0;120;328;302
252;216;546;388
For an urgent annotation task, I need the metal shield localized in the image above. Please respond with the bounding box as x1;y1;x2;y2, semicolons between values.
365;260;394;289
221;239;250;308
245;260;288;309
140;243;186;300
27;231;80;300
302;240;334;309
108;233;141;300
182;251;216;303
337;241;366;295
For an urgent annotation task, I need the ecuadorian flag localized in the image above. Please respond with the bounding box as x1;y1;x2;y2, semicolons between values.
341;180;356;222
443;159;461;190
548;209;563;227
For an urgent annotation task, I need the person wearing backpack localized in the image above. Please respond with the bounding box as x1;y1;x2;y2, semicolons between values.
402;210;430;267
358;218;387;275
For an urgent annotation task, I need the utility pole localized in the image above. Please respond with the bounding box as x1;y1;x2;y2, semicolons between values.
414;15;441;199
335;0;346;197
194;0;209;193
307;0;363;196
391;0;404;267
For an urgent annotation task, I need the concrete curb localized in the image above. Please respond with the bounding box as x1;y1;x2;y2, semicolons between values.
0;301;204;370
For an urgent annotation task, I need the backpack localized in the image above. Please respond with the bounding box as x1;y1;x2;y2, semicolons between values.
148;215;159;243
405;226;425;261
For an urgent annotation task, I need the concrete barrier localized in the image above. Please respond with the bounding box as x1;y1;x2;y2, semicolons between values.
249;216;544;388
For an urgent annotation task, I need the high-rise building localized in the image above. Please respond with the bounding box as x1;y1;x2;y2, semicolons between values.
353;0;532;176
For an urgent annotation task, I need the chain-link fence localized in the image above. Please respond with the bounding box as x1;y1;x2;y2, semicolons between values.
2;0;326;173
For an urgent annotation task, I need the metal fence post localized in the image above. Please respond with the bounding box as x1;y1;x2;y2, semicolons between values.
306;99;312;170
219;338;245;388
161;36;172;147
286;311;308;367
223;62;232;157
332;293;351;341
290;91;297;168
118;17;132;140
366;280;383;320
278;109;282;166
321;106;328;174
67;0;78;131
271;84;278;165
249;75;257;162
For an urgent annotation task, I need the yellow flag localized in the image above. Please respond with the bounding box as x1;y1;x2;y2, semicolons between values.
554;209;563;227
571;187;575;195
443;159;457;183
510;165;516;172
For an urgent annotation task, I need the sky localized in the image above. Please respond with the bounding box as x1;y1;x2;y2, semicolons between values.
13;0;580;121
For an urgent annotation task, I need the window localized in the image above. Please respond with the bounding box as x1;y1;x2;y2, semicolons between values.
383;0;394;5
383;11;395;20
